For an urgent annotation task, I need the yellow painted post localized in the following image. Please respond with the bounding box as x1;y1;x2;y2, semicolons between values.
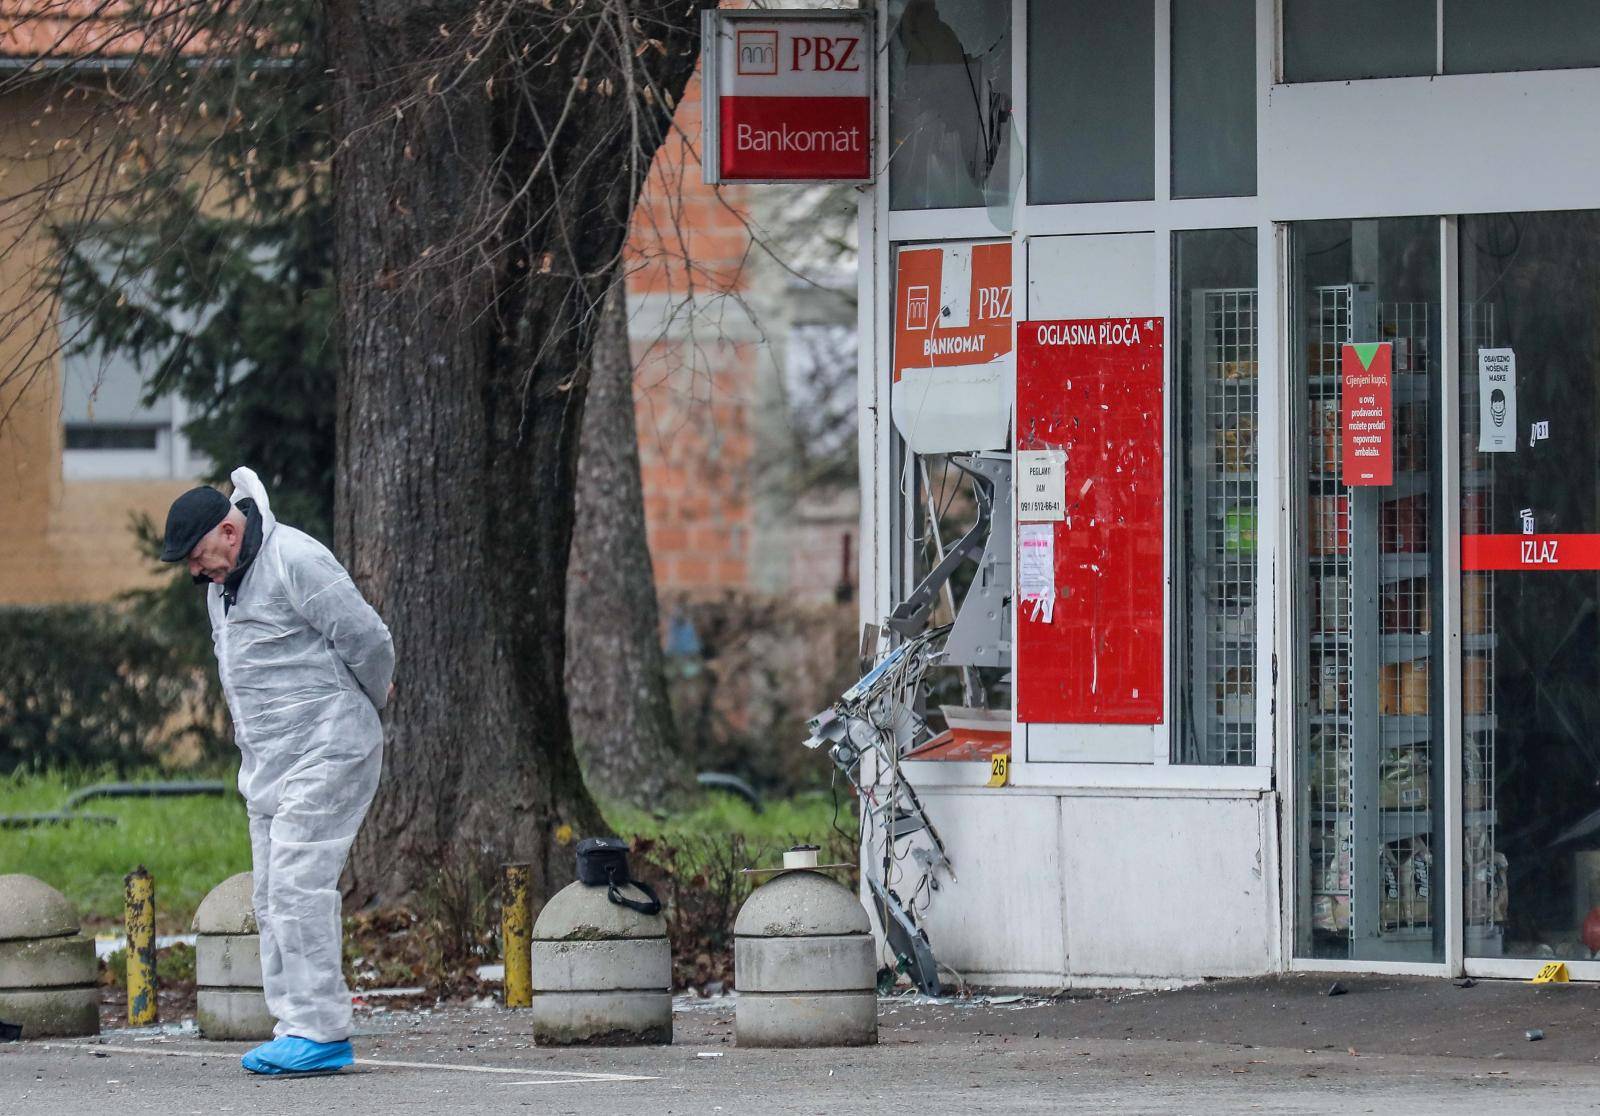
502;863;532;1008
124;866;157;1027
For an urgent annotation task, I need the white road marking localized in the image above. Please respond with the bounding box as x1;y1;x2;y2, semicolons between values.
43;1043;656;1083
358;1056;653;1082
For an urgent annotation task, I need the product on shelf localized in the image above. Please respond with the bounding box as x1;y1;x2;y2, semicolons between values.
1216;667;1253;721
1312;400;1340;474
1381;578;1430;633
1317;659;1350;714
1382;494;1430;554
1222;360;1258;381
1307;729;1350;809
1223;508;1257;554
1218;415;1255;471
1215;604;1255;639
1313;893;1352;933
1310;495;1350;556
1463;574;1491;635
1464;738;1492;811
1463;655;1491;716
1312;833;1353;934
1316;575;1351;633
1465;833;1508;926
1379;837;1433;928
1380;660;1430;717
1380;745;1430;810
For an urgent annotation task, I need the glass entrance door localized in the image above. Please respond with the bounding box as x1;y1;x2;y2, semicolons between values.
1293;218;1445;963
1459;210;1600;966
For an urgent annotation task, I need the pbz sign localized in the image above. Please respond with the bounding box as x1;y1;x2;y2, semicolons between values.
789;35;863;72
703;10;874;184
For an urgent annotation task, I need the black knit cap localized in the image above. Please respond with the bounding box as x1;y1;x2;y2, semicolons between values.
159;487;233;562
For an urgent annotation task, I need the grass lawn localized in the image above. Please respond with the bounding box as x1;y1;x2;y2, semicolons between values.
0;769;249;933
606;787;855;847
0;769;855;935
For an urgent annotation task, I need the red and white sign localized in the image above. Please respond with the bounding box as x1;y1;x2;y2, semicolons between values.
702;11;873;184
1341;342;1393;487
890;241;1013;454
1016;318;1165;726
1462;534;1600;571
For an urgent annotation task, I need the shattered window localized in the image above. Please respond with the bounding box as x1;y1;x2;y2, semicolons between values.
886;0;1013;211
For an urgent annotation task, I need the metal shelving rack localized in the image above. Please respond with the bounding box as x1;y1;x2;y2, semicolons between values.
1305;283;1357;946
1182;287;1258;767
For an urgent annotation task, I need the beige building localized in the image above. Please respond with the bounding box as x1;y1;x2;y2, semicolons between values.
0;62;857;611
0;72;201;605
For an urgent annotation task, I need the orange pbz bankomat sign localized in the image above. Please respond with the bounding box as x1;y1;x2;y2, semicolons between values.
891;241;1013;455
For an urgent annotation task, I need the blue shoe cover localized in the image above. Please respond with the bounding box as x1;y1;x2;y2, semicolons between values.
241;1035;354;1075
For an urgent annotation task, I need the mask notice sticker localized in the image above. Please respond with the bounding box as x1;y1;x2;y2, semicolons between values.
1478;348;1517;453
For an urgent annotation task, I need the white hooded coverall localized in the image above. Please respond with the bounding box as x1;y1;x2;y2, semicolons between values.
209;467;394;1043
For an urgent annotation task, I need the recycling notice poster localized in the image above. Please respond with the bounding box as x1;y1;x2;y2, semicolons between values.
1478;348;1517;452
1341;341;1393;487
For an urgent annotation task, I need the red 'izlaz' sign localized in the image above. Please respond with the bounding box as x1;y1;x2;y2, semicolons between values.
1462;534;1600;570
704;13;872;183
1341;342;1393;486
1016;318;1164;725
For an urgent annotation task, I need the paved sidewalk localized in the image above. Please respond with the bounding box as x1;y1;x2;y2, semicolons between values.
7;975;1600;1114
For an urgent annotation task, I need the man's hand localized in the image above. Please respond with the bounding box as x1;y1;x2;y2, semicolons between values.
387;681;397;703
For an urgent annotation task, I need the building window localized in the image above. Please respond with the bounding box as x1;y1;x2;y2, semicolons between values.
1173;229;1258;766
57;242;195;481
886;0;1013;211
59;342;192;480
1171;0;1256;199
1444;1;1600;75
1281;0;1436;83
1028;1;1154;204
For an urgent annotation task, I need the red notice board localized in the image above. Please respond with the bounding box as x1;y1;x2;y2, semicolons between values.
1016;318;1164;725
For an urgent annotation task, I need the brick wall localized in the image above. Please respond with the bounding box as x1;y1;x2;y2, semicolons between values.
625;73;762;599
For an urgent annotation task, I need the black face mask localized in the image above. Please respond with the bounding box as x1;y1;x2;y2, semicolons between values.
192;573;210;586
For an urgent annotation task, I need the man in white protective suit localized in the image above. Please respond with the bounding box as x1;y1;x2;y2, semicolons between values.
159;466;394;1076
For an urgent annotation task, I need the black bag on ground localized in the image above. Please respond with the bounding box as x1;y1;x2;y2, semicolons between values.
575;836;662;916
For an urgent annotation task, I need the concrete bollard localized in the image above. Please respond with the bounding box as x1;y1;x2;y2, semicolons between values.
529;880;672;1046
192;872;275;1040
734;857;877;1048
0;874;99;1037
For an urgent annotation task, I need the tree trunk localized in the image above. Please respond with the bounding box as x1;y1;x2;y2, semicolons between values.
326;0;710;906
566;281;693;807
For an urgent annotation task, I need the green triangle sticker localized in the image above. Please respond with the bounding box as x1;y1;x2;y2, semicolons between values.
1350;342;1382;369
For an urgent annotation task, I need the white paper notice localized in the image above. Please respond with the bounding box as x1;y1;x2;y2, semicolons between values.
1017;449;1066;521
1478;348;1516;453
1018;523;1055;623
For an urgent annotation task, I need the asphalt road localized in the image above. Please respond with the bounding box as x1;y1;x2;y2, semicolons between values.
8;976;1600;1115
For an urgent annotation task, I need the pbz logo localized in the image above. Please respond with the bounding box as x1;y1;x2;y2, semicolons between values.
736;30;778;76
790;35;862;72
